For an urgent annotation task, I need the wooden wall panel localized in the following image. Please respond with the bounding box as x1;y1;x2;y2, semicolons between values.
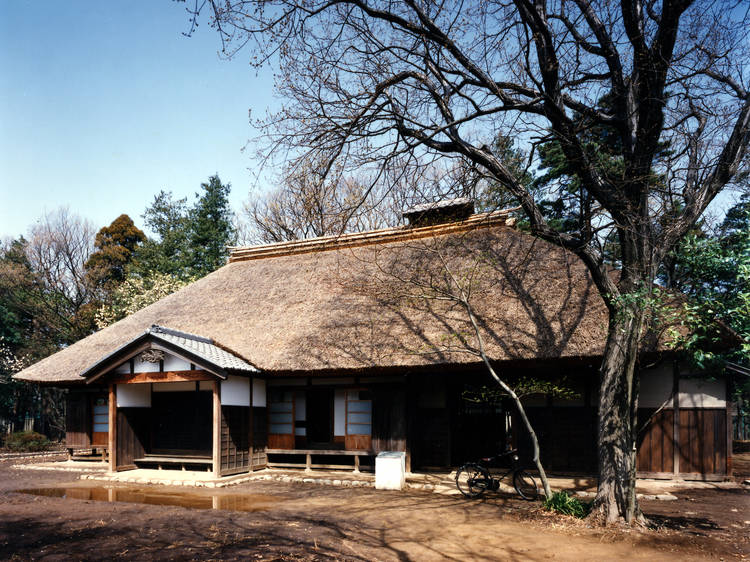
268;434;295;449
65;392;91;448
252;407;268;468
372;387;406;453
678;408;726;476
345;434;372;450
412;409;451;468
116;408;149;469
637;409;674;473
220;405;251;476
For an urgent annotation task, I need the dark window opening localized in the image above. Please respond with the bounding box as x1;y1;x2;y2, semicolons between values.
307;389;333;445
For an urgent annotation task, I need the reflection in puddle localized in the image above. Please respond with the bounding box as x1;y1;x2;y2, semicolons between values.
18;486;278;512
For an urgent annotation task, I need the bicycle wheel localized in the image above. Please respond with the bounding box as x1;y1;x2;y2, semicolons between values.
513;469;539;500
455;463;491;498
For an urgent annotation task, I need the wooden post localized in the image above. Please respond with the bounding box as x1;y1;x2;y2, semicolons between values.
353;454;360;473
403;383;412;474
726;372;733;477
108;384;116;473
213;380;221;478
249;378;254;473
672;361;680;477
305;453;312;472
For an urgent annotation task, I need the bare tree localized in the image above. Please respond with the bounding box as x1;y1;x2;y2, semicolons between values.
5;208;97;342
246;154;485;243
0;209;97;438
361;236;555;498
188;0;750;523
246;157;388;242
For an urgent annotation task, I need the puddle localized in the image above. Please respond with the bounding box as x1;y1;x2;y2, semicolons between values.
18;486;279;512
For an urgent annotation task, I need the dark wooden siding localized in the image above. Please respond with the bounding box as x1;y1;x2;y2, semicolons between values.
451;401;506;465
252;407;268;468
116;408;150;469
678;408;727;476
151;391;212;454
636;408;674;473
521;407;597;473
372;387;406;453
65;392;91;448
412;409;451;468
220;406;251;476
408;375;451;469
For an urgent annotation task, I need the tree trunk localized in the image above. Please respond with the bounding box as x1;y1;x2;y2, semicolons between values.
590;302;647;524
462;296;553;498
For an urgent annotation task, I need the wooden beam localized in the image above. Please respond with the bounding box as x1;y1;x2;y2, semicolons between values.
108;384;116;473
266;448;374;455
109;370;214;384
213;380;221;478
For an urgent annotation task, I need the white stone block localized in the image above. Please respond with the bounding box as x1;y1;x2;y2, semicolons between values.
375;451;406;491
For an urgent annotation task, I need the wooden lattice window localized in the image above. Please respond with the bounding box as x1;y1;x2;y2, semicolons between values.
268;389;294;449
345;390;372;450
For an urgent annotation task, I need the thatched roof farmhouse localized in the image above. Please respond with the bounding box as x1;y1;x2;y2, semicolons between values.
13;205;733;480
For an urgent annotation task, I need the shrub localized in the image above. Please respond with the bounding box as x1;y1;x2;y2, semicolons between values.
543;490;591;518
3;431;51;452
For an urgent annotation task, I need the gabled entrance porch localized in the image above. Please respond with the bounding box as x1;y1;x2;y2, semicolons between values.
76;325;266;478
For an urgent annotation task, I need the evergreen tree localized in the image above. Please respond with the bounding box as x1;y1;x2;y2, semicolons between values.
187;175;237;276
133;191;192;278
132;176;237;279
85;214;146;288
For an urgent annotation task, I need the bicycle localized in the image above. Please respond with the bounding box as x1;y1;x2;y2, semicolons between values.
455;449;539;500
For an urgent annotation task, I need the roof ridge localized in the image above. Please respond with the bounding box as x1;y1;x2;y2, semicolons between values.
148;325;213;344
228;209;515;263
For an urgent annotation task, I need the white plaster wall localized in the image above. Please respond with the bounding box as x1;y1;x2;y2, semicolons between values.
134;354;160;373
334;389;346;436
221;375;250;406
639;363;674;408
678;378;726;408
163;353;191;372
113;361;131;374
116;384;151;407
252;379;267;407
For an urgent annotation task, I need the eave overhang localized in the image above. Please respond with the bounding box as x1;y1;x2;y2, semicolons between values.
81;325;259;384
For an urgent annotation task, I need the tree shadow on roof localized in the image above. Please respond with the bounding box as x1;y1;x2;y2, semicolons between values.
299;227;603;370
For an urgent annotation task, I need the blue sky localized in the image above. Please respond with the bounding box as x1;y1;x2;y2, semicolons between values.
0;2;742;241
0;1;275;239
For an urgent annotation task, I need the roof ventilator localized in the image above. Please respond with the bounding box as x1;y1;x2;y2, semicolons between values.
402;197;475;227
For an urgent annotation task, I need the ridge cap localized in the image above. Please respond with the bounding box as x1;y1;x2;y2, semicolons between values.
228;209;515;263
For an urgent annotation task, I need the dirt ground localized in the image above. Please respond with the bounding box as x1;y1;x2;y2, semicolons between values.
0;455;747;561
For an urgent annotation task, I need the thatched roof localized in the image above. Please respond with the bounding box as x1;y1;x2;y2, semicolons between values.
13;211;675;385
